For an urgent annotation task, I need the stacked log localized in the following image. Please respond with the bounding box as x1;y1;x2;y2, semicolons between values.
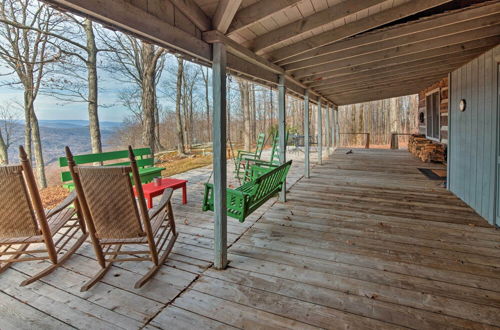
408;134;446;163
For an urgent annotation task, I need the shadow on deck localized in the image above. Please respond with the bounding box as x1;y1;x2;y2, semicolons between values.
2;148;500;329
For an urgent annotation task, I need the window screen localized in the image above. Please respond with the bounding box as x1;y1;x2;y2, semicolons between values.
426;91;440;140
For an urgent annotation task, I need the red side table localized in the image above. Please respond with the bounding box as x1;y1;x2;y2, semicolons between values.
134;178;188;209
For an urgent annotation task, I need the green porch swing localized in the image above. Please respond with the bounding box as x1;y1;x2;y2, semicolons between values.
202;160;292;222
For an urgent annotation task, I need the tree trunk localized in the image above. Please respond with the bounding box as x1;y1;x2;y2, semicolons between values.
182;74;190;151
30;106;47;188
141;42;157;154
175;57;186;155
238;79;251;150
23;90;32;162
202;67;211;142
84;19;102;154
0;127;8;165
251;83;256;143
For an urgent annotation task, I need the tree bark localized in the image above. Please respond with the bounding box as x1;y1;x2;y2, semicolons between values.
141;43;157;154
238;79;251;150
23;89;32;162
30;109;46;188
84;19;102;154
202;67;211;142
0;127;7;165
175;57;186;155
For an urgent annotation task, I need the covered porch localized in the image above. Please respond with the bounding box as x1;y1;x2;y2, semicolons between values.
2;149;499;328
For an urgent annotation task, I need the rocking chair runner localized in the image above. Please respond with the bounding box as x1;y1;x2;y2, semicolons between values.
66;146;178;291
0;146;88;286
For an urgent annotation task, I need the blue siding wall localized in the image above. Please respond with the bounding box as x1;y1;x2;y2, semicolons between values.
449;45;499;225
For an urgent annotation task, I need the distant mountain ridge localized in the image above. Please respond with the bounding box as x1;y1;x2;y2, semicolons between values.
5;120;123;164
37;120;122;129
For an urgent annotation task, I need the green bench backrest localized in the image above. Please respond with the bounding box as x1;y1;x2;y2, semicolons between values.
59;148;154;183
248;160;292;207
254;133;266;158
270;131;289;164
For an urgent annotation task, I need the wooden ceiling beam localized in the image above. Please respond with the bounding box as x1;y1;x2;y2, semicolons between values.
227;0;302;36
325;82;438;103
285;12;500;71
293;24;500;79
279;1;500;66
322;73;452;95
43;0;211;60
266;0;453;62
251;0;386;53
213;0;242;33
332;88;428;105
170;0;211;31
307;47;489;88
301;36;500;83
315;63;471;93
203;30;326;102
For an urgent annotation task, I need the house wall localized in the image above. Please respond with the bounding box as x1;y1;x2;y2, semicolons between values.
418;77;449;144
449;45;499;226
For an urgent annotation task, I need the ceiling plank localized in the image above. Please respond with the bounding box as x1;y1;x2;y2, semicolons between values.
307;47;490;88
313;56;479;92
293;24;500;79
322;71;456;94
213;0;242;34
326;82;437;100
170;0;212;31
227;0;302;36
266;0;453;62
301;36;500;83
285;12;500;71
332;88;428;105
331;72;448;96
279;1;500;66
251;0;386;53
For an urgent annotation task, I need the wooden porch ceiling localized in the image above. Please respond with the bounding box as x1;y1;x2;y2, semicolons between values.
44;0;500;105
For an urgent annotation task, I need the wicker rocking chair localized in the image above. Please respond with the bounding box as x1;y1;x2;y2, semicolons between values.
66;146;178;291
0;146;88;286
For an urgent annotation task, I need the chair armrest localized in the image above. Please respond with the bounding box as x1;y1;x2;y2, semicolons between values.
237;150;254;158
46;190;77;218
148;188;173;220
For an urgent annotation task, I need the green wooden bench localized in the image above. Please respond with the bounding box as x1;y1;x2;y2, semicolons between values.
58;148;165;190
202;160;292;222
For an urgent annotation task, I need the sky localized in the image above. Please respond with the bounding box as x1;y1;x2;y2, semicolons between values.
1;73;141;123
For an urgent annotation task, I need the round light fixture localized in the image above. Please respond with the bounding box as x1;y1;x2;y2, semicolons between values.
459;99;466;112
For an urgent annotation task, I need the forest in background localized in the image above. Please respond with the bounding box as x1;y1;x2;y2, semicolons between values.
337;95;419;147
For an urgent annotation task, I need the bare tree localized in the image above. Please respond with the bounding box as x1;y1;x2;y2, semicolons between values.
0;101;20;164
100;31;165;153
200;66;211;142
237;78;251;150
0;0;61;187
175;57;186;154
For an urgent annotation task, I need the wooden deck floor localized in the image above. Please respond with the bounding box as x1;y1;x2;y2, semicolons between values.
2;148;500;329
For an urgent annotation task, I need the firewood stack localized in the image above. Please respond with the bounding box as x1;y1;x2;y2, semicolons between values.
408;134;446;163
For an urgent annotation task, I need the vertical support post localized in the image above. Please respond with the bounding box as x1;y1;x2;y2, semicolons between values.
332;105;337;148
304;91;310;178
325;103;331;154
212;42;227;270
278;74;286;202
317;99;323;165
